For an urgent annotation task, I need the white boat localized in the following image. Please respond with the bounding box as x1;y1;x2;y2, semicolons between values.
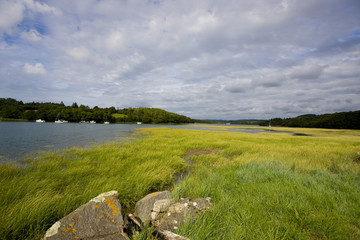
36;119;45;122
137;122;142;125
90;120;96;124
54;112;68;123
104;121;110;124
55;120;68;123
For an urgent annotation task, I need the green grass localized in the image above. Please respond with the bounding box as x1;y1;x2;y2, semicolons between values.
174;162;360;239
0;126;360;239
0;133;187;239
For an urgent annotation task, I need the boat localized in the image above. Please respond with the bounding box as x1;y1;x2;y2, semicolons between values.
90;120;96;124
55;120;67;123
35;119;45;123
54;112;68;123
104;121;110;124
137;122;142;125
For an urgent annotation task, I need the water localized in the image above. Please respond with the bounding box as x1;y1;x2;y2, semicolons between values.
0;122;285;163
0;122;143;162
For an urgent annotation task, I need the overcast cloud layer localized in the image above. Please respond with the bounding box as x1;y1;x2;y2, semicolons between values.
0;0;359;119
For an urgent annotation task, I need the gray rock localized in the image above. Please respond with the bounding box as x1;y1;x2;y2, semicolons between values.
152;197;212;231
155;230;190;240
135;191;172;225
44;191;129;240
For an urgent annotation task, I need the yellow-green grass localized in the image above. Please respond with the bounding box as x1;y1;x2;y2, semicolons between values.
0;132;187;239
0;126;359;239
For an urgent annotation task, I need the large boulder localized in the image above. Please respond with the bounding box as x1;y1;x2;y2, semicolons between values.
151;197;212;231
44;191;129;240
135;191;172;225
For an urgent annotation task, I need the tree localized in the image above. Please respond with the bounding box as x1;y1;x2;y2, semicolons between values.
72;102;79;108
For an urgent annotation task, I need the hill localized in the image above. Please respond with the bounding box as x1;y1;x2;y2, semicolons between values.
260;111;360;129
0;98;193;124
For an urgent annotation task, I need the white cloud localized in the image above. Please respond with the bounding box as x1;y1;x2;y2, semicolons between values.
67;47;90;61
22;0;61;15
187;11;218;34
20;29;42;42
23;63;46;75
1;0;360;119
0;0;61;34
0;1;24;33
105;31;125;52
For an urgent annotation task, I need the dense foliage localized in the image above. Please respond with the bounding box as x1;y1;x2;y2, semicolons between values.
260;111;360;129
0;98;193;124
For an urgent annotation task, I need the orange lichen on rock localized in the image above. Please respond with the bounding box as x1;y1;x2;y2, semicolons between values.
112;209;119;215
60;223;77;237
104;197;119;215
143;192;161;200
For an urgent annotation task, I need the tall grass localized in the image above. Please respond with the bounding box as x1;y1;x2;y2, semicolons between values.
1;126;359;239
174;162;360;239
0;134;187;239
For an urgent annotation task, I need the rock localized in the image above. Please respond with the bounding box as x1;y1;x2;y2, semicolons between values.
154;230;190;240
135;191;172;225
151;197;212;231
44;191;129;240
153;199;171;213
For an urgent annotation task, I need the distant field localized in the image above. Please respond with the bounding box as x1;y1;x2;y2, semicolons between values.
1;126;359;239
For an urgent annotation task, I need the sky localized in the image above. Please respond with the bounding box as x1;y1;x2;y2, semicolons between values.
0;0;359;120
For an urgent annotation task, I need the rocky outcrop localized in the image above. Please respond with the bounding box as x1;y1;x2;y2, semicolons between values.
135;191;172;225
44;191;128;240
44;190;211;240
151;197;212;231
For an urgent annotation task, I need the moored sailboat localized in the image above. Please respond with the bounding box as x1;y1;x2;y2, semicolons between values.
54;112;68;123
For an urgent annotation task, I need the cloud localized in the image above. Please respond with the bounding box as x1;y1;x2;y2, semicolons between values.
23;63;46;75
0;0;61;34
0;1;24;33
22;0;61;15
290;64;325;80
224;78;252;93
67;47;90;61
20;29;42;42
105;31;125;52
1;0;360;119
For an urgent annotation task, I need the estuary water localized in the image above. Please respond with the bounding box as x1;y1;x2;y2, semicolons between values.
0;122;274;163
0;122;144;162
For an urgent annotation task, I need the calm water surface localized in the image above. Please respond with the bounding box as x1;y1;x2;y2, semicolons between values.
0;122;274;162
0;122;144;162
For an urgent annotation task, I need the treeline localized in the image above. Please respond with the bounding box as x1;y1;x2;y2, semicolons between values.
260;111;360;129
114;107;193;124
0;98;193;124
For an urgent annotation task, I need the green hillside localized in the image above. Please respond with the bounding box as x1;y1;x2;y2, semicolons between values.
260;111;360;129
0;98;193;124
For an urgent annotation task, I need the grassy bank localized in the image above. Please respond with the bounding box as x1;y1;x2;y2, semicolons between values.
1;126;359;239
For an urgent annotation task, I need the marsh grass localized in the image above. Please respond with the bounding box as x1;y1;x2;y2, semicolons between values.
0;133;187;239
0;126;359;239
174;162;360;239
